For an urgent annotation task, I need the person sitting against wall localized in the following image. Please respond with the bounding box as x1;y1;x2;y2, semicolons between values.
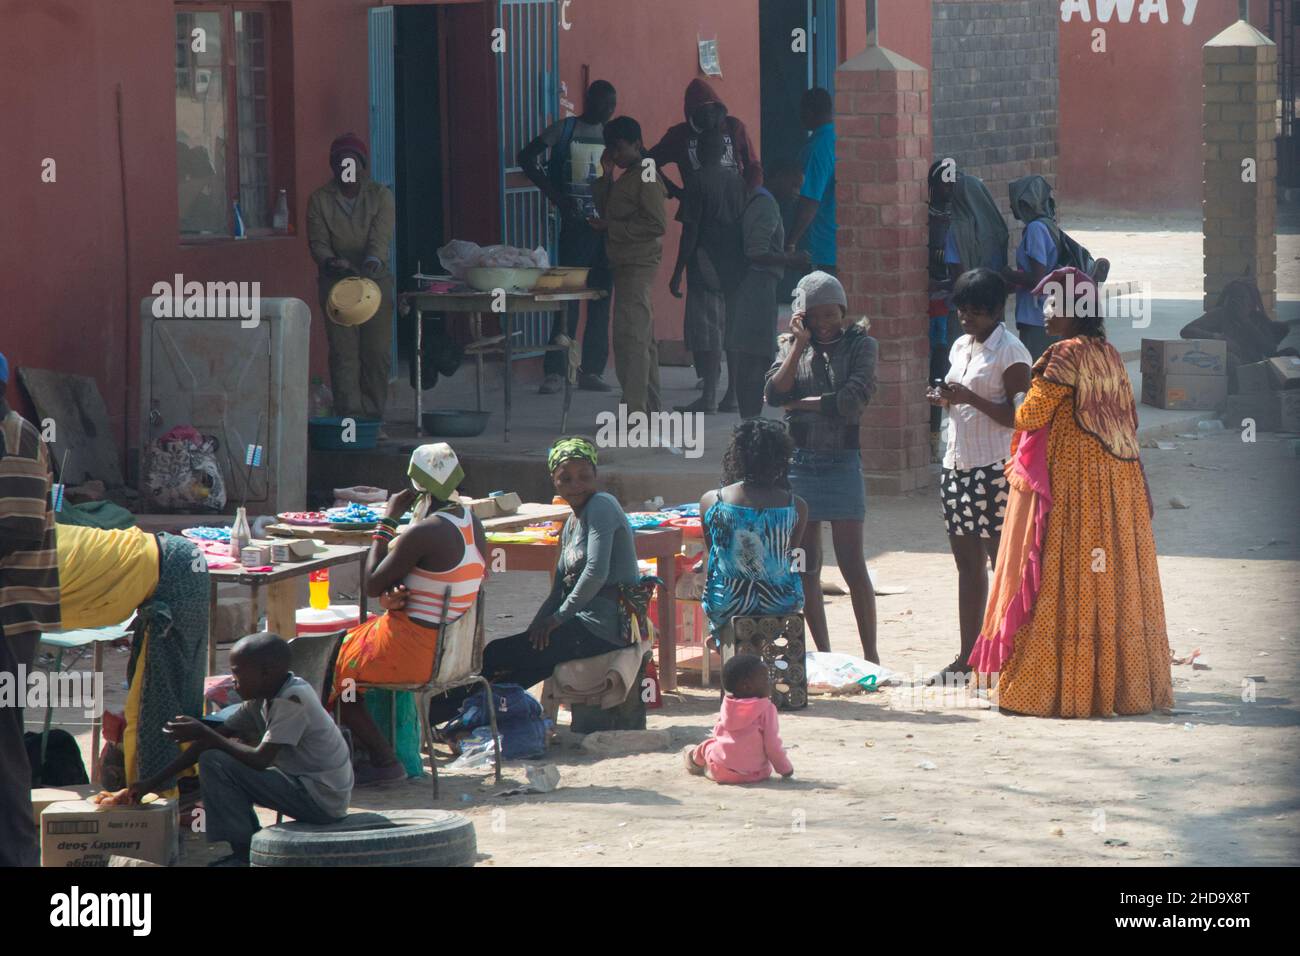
426;437;655;727
331;442;488;785
307;132;396;425
1180;278;1296;393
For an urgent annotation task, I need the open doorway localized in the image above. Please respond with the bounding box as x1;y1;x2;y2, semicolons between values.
369;3;451;394
758;0;838;172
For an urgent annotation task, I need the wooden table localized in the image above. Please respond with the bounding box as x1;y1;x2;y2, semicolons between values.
401;289;606;441
206;542;370;675
485;526;683;692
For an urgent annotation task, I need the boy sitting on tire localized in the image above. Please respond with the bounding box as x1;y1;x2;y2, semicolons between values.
99;632;354;867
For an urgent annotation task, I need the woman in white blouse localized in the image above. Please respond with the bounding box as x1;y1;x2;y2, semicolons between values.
926;269;1032;680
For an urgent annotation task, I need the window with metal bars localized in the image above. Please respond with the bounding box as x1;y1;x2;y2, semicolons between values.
175;2;287;238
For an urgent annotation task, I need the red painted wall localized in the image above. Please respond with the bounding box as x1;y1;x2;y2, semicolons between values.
0;0;494;458
862;0;932;71
557;0;762;349
1059;0;1272;212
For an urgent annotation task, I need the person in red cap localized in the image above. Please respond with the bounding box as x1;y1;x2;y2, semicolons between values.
307;133;396;423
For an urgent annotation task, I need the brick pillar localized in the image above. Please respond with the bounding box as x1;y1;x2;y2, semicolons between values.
835;45;932;495
1203;21;1278;314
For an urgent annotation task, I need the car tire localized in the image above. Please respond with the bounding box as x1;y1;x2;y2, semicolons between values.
250;810;476;867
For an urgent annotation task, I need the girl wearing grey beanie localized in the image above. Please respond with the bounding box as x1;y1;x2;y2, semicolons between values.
763;271;880;663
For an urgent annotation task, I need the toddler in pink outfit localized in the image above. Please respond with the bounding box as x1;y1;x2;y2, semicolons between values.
683;655;793;784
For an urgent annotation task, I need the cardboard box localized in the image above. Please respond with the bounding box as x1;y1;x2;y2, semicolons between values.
457;493;521;519
31;786;99;826
270;538;324;563
1220;393;1280;432
1141;372;1227;410
41;799;178;868
1140;339;1227;378
1266;355;1300;390
1280;391;1300;432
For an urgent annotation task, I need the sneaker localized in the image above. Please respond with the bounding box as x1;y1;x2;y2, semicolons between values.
717;394;737;413
577;372;612;392
682;745;706;776
538;373;564;395
354;761;406;786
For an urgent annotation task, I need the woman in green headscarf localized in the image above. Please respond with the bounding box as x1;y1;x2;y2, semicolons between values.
426;436;644;725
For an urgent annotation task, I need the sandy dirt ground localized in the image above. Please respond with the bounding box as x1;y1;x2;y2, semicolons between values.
55;427;1298;866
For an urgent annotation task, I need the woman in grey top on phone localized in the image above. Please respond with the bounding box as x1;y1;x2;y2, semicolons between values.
764;272;880;662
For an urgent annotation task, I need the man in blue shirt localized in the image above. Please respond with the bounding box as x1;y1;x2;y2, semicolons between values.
786;88;836;274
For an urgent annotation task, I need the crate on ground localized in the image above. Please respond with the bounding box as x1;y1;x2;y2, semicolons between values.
727;614;807;711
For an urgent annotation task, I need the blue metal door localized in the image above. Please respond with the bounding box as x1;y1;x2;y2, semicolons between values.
368;5;398;370
497;0;560;350
810;0;838;93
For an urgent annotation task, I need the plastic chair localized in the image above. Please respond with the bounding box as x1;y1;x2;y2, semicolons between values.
350;586;500;798
287;630;346;705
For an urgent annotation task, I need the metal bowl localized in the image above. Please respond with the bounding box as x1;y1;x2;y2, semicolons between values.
421;409;491;437
465;267;544;293
534;267;590;291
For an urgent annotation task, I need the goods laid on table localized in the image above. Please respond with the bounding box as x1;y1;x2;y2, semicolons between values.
438;240;550;275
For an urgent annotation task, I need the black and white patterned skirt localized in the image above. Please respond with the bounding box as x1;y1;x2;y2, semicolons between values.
939;461;1009;538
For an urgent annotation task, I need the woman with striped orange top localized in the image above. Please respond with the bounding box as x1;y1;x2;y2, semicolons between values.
333;442;488;785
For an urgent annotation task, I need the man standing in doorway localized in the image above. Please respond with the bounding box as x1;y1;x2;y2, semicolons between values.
0;352;61;866
307;133;396;423
519;81;618;395
786;88;837;275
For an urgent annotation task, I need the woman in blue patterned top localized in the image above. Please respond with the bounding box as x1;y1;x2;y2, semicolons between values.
700;420;807;643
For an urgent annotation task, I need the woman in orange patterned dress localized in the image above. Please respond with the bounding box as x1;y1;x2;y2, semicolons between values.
968;267;1174;717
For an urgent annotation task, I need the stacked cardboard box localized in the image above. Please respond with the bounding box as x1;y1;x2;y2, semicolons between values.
40;799;178;867
1220;355;1300;433
1141;339;1228;410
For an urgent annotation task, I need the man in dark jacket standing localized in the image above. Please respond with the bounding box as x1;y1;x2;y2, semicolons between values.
520;81;619;395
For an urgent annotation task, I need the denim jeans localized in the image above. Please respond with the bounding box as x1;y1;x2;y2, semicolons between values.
198;749;341;851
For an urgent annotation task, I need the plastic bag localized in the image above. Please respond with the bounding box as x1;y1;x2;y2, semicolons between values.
437;240;550;279
145;430;226;512
333;486;389;507
446;729;498;771
805;651;895;696
478;244;549;269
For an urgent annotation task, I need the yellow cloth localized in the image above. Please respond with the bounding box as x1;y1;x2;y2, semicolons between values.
57;525;159;629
